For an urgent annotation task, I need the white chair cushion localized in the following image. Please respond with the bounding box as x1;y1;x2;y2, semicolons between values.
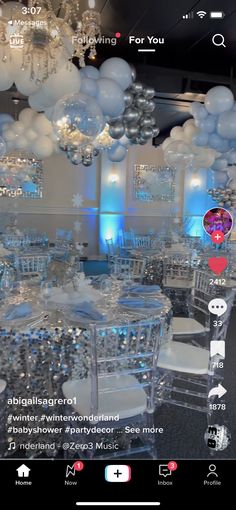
173;317;207;335
163;277;193;289
62;374;147;422
157;341;209;375
0;379;6;394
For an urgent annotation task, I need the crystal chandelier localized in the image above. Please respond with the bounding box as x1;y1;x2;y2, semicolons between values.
0;0;101;83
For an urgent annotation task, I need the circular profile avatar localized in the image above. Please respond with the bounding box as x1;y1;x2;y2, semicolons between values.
203;207;233;236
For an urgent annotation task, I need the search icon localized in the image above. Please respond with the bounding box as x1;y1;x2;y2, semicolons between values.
212;34;226;48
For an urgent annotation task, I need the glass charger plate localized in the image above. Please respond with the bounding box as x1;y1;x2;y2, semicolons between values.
125;286;161;296
63;308;109;325
118;297;164;311
0;302;45;326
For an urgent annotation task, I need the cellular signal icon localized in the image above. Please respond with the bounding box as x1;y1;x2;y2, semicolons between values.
197;10;207;18
183;11;194;19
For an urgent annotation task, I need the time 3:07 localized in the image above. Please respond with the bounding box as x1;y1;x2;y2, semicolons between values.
22;6;42;15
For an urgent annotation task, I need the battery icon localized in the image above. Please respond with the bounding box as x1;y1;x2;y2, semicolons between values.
210;11;225;19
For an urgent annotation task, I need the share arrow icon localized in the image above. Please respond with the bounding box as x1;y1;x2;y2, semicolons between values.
208;383;227;399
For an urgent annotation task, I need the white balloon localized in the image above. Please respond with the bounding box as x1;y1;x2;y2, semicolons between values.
100;57;132;91
12;121;24;134
25;128;37;142
170;126;185;141
15;136;28;149
32;114;53;135
0;62;14;91
162;137;173;150
96;78;125;117
184;124;199;141
15;69;41;96
3;129;16;141
43;63;81;103
19;108;36;127
32;136;54;159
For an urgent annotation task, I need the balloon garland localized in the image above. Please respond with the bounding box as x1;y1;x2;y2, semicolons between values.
0;56;159;166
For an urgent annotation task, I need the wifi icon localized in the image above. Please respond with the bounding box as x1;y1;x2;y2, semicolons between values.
197;10;207;18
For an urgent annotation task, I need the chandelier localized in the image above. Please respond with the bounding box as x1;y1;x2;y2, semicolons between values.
0;0;101;83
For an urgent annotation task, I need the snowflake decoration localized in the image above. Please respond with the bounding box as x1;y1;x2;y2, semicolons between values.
73;220;82;233
72;193;84;208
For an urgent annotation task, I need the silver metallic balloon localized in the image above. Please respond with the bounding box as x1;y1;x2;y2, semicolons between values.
139;115;155;127
131;82;143;94
143;86;155;100
123;91;134;108
137;137;148;145
123;107;140;125
93;147;100;157
109;122;125;140
152;126;160;137
135;95;148;110
125;125;139;139
129;64;137;83
143;100;155;113
70;151;82;165
140;126;153;140
82;156;93;166
108;116;123;126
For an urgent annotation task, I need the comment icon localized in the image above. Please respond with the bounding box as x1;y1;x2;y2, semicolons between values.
208;298;227;317
158;464;171;477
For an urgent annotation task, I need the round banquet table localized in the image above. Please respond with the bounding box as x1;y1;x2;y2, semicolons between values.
0;279;172;456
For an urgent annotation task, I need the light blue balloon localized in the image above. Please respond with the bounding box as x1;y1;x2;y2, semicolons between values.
100;57;132;91
198;115;217;133
0;113;14;135
107;142;127;162
208;133;229;152
97;78;125;118
191;102;208;120
230;140;236;149
226;151;236;164
213;171;229;187
211;158;228;171
80;78;98;97
217;111;236;139
205;86;234;114
192;132;209;146
80;66;100;80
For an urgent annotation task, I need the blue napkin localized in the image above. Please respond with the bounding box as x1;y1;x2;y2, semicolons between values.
70;301;105;321
118;297;163;309
5;302;33;320
126;284;160;294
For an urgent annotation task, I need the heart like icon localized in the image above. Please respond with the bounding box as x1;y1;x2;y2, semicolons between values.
208;257;228;275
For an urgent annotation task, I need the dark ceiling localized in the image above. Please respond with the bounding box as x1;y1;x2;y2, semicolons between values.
83;0;236;78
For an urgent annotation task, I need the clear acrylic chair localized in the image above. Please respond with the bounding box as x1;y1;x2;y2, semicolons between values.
111;257;146;282
62;317;166;459
172;270;231;346
15;254;50;279
155;287;235;420
105;238;117;269
133;235;151;248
